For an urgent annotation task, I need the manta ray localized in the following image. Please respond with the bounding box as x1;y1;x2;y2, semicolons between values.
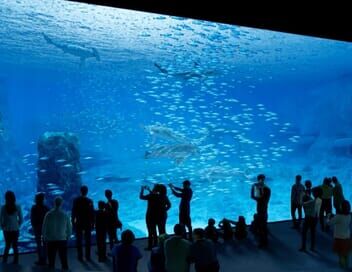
144;143;199;164
43;33;100;67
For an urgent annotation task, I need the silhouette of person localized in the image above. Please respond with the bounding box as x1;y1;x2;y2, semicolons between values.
205;218;219;243
30;192;49;265
304;180;312;197
156;184;171;235
0;191;23;264
320;177;333;231
251;174;271;248
112;229;142;272
332;176;345;214
218;218;234;241
140;184;162;250
291;175;305;229
95;201;108;262
105;189;122;250
42;197;72;271
300;187;322;252
169;180;193;240
71;185;95;261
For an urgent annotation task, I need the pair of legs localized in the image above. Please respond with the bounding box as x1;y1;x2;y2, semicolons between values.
157;215;167;235
2;231;19;264
320;198;332;231
146;216;158;249
180;212;193;241
47;240;68;270
96;230;107;262
257;213;268;247
107;227;118;250
75;226;92;260
34;231;46;264
291;202;302;228
300;216;317;250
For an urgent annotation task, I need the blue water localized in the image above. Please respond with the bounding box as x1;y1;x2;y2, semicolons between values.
1;0;352;252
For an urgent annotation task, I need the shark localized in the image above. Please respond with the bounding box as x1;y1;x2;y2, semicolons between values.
143;124;190;144
144;143;199;164
43;33;100;67
154;62;216;80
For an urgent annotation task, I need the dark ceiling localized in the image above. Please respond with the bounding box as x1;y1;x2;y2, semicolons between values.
68;0;352;42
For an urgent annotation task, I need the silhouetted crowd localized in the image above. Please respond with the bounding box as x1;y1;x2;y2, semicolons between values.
0;174;351;271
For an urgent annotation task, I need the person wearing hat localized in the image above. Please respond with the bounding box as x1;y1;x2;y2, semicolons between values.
169;180;193;240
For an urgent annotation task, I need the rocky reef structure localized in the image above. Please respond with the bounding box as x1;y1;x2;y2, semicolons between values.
37;132;81;209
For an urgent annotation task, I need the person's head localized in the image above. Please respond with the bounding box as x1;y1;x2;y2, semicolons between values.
183;180;191;189
312;186;323;199
341;200;351;215
80;185;88;196
257;174;265;183
54;196;63;209
105;189;113;200
157;184;167;196
323;177;330;186
98;201;105;210
332;176;338;184
238;216;246;225
304;180;312;189
208;218;216;226
35;192;45;205
193;228;205;241
174;224;186;236
295;175;302;184
121;229;135;245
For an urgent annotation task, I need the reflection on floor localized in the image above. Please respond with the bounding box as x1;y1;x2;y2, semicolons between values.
0;221;345;272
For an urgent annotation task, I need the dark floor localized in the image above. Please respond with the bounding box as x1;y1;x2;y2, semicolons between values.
0;221;349;272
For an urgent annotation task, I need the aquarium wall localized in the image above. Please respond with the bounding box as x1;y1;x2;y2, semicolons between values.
0;0;352;252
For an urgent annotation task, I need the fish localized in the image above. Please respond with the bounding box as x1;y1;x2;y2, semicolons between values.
143;124;190;144
95;175;130;182
144;143;199;164
43;33;100;67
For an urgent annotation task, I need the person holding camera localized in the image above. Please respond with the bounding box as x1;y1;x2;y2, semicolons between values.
140;184;162;250
169;180;193;240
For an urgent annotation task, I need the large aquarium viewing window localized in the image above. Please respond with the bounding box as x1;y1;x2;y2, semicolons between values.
0;0;352;252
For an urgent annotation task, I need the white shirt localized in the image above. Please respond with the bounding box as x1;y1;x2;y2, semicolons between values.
328;214;351;239
314;198;322;218
42;208;72;241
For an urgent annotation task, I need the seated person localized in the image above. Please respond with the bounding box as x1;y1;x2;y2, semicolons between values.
234;216;248;240
250;213;259;235
218;218;234;241
205;218;219;243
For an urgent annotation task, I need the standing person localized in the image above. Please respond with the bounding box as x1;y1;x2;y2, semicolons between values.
105;189;122;250
291;175;305;229
327;200;352;269
0;191;23;264
332;176;345;214
140;185;162;250
30;192;49;265
251;174;271;248
42;197;72;271
71;185;95;262
169;180;193;240
95;201;108;262
157;184;171;235
164;224;191;272
320;177;333;231
299;187;322;252
189;228;220;272
112;229;142;272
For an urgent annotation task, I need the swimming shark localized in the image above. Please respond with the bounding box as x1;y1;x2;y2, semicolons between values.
43;33;100;67
143;124;190;144
144;143;199;164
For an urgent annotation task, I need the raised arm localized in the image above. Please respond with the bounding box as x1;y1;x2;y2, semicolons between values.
171;187;183;198
139;187;150;200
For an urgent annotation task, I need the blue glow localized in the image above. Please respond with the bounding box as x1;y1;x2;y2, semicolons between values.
0;0;352;252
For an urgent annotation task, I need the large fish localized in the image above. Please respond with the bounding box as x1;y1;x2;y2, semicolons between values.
154;62;216;80
143;124;190;144
144;143;199;164
43;33;100;67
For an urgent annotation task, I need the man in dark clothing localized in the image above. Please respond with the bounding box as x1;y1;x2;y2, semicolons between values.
30;192;49;265
169;180;193;240
190;228;219;272
291;175;305;229
140;185;162;250
251;174;271;248
71;185;95;261
105;189;122;250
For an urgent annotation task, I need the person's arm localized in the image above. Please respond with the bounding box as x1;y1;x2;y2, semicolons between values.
17;205;23;226
0;207;4;230
89;199;95;229
42;213;48;242
171;187;183;198
251;185;257;200
139;187;149;200
291;185;295;202
30;206;35;228
66;214;72;240
71;199;76;226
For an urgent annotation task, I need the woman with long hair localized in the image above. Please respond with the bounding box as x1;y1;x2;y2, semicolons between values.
0;191;23;264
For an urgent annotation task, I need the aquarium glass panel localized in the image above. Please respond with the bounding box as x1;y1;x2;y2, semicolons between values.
0;0;352;252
